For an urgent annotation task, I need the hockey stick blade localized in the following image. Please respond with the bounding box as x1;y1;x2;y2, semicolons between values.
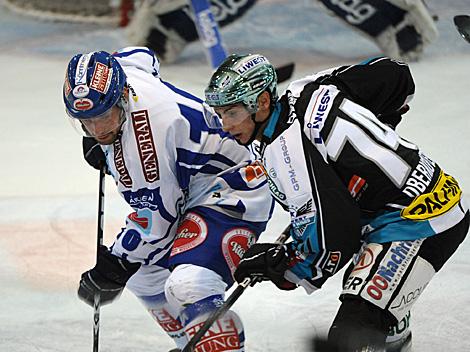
454;15;470;43
275;63;295;83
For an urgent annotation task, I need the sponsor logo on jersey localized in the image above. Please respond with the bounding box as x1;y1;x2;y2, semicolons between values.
362;240;421;308
402;152;436;198
323;251;341;275
150;308;184;333
235;55;267;75
90;62;110;94
390;284;426;310
267;177;286;201
222;228;256;277
113;136;133;187
244;161;265;183
401;171;461;221
343;243;382;295
305;88;335;144
73;98;93;111
348;174;367;200
132;110;159;182
286;91;298;124
122;188;161;211
128;211;149;229
279;135;300;191
170;212;208;256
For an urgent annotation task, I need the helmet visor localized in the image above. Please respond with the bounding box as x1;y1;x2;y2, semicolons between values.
67;106;125;139
214;104;252;127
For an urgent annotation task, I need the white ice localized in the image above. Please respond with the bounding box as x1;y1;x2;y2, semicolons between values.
0;0;469;351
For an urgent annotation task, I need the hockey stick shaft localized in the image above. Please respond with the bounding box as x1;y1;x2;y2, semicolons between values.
454;15;470;43
93;164;106;352
189;0;295;82
181;224;291;352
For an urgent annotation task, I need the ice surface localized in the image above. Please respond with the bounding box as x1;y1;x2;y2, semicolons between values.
0;0;469;351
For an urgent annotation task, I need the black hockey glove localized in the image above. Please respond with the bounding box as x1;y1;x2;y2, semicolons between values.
78;245;141;307
82;137;108;172
234;243;297;291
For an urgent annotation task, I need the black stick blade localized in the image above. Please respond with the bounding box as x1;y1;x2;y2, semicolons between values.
275;63;295;83
454;15;470;43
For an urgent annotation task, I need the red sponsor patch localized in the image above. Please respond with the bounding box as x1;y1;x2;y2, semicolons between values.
128;212;148;229
348;174;366;198
244;162;265;182
221;228;256;276
90;62;110;94
186;316;241;351
132;110;159;182
149;308;183;333
73;98;93;111
170;212;207;256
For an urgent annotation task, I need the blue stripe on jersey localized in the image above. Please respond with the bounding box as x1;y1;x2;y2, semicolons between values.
176;148;237;168
162;80;203;103
359;56;383;65
220;171;268;191
363;210;436;243
177;103;229;143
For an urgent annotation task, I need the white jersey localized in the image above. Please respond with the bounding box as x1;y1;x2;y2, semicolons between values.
103;47;272;265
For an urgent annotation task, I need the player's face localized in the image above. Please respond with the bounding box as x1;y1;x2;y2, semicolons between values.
214;104;255;145
81;106;124;145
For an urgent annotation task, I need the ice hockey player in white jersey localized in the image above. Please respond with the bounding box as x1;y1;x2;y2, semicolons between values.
63;47;274;352
204;54;469;351
128;0;437;63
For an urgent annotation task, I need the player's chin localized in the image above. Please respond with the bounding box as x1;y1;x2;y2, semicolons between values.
94;132;118;145
232;133;249;145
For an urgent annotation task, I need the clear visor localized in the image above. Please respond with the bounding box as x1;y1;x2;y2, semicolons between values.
67;106;125;138
213;104;252;128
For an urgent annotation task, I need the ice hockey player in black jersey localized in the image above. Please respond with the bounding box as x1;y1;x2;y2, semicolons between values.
128;0;438;63
204;54;469;351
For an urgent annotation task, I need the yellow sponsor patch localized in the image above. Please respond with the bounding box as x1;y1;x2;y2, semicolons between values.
401;172;461;220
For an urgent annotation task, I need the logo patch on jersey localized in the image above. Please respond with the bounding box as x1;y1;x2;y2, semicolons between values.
170;212;208;256
244;162;265;183
401;172;461;221
222;228;256;277
113;136;133;187
132;110;159;183
90;62;110;94
305;88;336;144
186;315;241;350
361;240;422;309
150;308;183;333
348;174;367;199
343;243;382;295
322;251;341;275
128;211;149;229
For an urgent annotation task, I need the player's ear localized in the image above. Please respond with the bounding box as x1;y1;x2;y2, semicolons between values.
258;91;271;111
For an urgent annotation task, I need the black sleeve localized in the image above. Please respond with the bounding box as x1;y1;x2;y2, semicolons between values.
320;57;415;117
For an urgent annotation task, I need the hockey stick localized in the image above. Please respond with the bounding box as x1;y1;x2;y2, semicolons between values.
454;15;470;43
92;163;106;352
189;0;295;82
181;224;292;352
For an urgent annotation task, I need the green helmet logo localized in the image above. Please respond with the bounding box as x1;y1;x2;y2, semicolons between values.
205;54;278;113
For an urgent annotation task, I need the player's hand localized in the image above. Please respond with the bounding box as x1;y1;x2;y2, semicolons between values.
78;246;141;306
234;243;296;290
82;137;108;172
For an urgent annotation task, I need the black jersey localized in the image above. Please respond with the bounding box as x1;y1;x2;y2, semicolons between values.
257;57;467;291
